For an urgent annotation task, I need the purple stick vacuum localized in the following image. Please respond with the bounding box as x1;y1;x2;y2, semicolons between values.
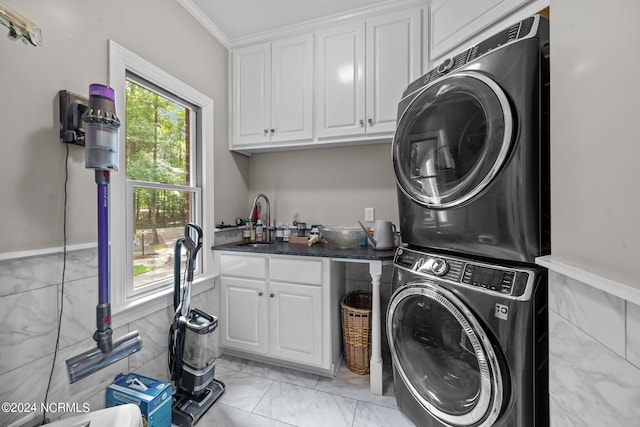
65;84;142;383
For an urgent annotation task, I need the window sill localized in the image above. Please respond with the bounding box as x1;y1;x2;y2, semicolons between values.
112;274;218;327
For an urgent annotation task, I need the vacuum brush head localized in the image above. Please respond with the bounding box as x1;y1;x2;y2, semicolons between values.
65;330;142;384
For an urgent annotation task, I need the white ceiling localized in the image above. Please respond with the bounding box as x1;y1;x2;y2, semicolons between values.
186;0;395;43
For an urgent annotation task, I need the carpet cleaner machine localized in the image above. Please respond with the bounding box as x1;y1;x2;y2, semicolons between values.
168;223;225;426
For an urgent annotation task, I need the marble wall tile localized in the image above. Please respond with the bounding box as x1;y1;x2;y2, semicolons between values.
63;248;98;283
58;276;98;350
548;270;625;357
253;381;357;427
627;301;640;368
0;248;98;299
549;311;640;426
128;306;172;371
0;285;59;375
0;353;53;427
48;326;130;405
0;253;61;298
550;396;576;427
133;351;171;384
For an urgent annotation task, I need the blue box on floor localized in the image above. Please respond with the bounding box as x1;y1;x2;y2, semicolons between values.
107;373;172;427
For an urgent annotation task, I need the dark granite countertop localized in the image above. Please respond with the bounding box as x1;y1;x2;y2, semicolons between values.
212;240;396;261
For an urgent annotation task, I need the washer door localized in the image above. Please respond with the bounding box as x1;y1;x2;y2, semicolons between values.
387;282;503;426
392;72;513;209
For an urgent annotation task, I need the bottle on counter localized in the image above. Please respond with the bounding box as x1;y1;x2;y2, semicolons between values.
242;221;251;242
275;222;284;241
249;222;256;241
283;223;291;242
255;219;264;241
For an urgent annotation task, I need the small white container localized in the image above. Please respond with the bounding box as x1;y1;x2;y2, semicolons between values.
255;219;264;241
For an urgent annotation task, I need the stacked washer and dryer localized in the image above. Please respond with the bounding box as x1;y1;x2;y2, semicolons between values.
388;15;550;427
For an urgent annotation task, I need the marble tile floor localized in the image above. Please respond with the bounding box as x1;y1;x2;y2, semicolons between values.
180;355;416;427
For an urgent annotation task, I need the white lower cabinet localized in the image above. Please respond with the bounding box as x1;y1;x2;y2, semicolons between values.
216;252;345;375
269;281;322;365
220;276;267;354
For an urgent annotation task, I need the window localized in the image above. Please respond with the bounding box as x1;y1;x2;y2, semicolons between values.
125;77;201;291
109;41;214;312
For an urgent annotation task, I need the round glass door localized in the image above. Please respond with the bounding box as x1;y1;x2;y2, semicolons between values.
387;283;503;426
392;72;513;209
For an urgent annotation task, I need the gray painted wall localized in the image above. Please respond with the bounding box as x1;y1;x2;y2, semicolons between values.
0;0;248;253
550;1;640;288
246;143;399;229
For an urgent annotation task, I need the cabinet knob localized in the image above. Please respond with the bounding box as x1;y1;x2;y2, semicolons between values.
258;291;264;296
270;129;275;134
263;129;268;136
270;293;274;298
359;119;364;127
368;118;373;126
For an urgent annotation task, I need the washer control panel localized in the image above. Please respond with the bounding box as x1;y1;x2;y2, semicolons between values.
461;264;515;294
394;248;533;298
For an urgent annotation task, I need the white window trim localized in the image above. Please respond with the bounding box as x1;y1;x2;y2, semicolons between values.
108;40;215;323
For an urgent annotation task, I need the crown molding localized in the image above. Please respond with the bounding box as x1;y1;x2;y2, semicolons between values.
178;0;428;49
177;0;231;49
232;0;427;47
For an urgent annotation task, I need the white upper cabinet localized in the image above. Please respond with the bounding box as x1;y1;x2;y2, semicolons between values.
270;35;314;142
366;8;423;135
430;0;529;61
231;43;270;145
230;4;424;153
316;8;422;140
231;34;313;147
315;22;366;139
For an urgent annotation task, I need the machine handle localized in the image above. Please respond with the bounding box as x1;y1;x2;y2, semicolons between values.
183;223;203;255
191;307;215;322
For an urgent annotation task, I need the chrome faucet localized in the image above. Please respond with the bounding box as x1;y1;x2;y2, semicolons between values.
248;193;271;241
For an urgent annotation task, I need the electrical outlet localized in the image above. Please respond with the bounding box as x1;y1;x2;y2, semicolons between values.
365;207;375;222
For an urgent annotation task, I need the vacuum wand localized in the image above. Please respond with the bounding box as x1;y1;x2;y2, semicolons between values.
65;84;142;384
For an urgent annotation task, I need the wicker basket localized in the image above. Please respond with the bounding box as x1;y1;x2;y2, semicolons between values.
341;291;372;375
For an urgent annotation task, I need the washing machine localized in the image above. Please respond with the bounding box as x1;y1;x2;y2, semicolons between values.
387;247;548;426
392;15;550;264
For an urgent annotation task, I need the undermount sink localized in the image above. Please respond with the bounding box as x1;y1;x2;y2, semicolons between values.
235;241;274;248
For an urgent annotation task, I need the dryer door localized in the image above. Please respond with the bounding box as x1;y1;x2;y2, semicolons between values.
387;282;503;426
393;72;513;209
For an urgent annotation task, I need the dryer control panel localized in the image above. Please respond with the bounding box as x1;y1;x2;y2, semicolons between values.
394;248;535;299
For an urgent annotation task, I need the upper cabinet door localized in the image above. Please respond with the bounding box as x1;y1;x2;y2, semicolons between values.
430;0;529;61
366;8;423;135
271;34;314;142
315;22;366;139
232;43;271;145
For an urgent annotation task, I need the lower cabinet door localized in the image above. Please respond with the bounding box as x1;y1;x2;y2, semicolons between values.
220;277;267;354
269;281;323;366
